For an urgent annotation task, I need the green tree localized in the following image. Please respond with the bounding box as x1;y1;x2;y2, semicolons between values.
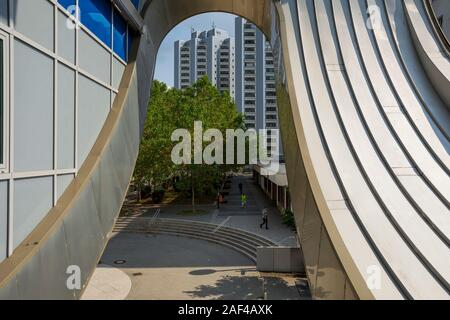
133;77;244;210
133;81;179;200
175;77;244;212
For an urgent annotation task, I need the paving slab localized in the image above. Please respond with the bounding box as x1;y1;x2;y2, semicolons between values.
84;234;309;300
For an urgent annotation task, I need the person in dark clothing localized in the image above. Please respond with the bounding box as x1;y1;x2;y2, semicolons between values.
260;208;269;230
238;183;243;195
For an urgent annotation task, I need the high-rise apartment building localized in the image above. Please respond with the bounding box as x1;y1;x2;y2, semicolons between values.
174;28;235;100
173;19;281;157
235;17;279;155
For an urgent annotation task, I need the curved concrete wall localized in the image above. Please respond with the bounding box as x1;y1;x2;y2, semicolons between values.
405;0;450;110
0;0;449;300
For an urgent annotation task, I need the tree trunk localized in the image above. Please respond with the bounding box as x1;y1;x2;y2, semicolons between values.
192;181;196;214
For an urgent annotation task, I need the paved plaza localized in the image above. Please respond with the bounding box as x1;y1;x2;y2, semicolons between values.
83;175;307;300
83;234;309;300
140;174;298;246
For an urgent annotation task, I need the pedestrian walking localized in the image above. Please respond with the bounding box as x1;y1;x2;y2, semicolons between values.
241;193;247;208
260;207;269;230
238;183;243;195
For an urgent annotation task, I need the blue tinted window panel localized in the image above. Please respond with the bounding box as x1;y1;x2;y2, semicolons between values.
79;0;112;47
113;10;127;61
131;0;140;9
58;0;75;11
128;29;135;60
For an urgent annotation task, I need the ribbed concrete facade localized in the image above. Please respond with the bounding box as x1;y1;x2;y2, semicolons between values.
432;0;450;38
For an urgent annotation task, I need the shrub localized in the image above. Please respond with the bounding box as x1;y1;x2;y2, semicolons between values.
152;188;165;204
282;208;296;230
140;185;152;200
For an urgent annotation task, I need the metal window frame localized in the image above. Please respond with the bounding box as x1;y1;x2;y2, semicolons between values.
0;30;9;173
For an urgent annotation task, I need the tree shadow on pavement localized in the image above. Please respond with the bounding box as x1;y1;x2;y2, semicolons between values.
184;275;308;300
184;275;264;300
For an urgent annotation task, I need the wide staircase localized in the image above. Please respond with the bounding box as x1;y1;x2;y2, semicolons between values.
113;217;277;262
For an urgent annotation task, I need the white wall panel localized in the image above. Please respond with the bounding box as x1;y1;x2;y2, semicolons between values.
79;29;110;84
14;40;54;172
0;181;7;262
57;10;75;64
57;174;74;200
13;0;54;51
77;75;110;168
113;57;125;90
57;63;75;170
13;176;53;248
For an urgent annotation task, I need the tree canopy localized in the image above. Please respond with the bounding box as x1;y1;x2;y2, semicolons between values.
133;77;244;205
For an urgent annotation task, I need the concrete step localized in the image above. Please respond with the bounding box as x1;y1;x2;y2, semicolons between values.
113;217;280;262
115;224;266;251
114;227;257;262
115;224;261;252
114;220;272;248
115;218;275;246
114;225;268;250
116;217;276;246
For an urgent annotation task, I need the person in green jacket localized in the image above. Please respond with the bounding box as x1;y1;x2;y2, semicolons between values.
241;193;247;208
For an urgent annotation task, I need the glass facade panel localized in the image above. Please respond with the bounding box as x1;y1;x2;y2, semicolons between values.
113;10;127;61
58;0;75;11
58;0;134;62
79;0;112;47
128;29;134;59
131;0;140;9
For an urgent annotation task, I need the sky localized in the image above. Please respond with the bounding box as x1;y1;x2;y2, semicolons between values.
154;12;237;87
